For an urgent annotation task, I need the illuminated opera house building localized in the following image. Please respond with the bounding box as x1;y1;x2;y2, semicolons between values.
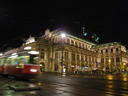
4;28;128;73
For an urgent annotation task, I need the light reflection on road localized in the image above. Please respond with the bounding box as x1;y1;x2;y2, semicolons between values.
70;74;128;82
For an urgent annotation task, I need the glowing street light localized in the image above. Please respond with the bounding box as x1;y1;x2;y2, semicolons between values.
123;62;126;66
108;59;111;63
108;59;111;72
61;33;66;38
61;33;66;75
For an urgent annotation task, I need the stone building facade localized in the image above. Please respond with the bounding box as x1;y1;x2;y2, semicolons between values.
92;42;127;72
20;28;127;73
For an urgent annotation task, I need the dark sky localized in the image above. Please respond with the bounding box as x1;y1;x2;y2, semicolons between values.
0;0;128;50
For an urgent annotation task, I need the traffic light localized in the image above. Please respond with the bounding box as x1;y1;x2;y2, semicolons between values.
95;37;99;42
84;33;87;36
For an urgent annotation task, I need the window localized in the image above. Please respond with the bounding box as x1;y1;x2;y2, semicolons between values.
85;45;87;49
77;55;79;61
101;58;104;63
116;56;120;62
6;58;11;64
72;53;75;60
55;52;58;59
41;49;45;51
81;56;84;61
75;41;77;46
111;49;113;53
106;58;109;63
40;52;45;59
116;48;119;52
92;58;94;63
29;55;38;64
71;40;74;45
65;52;68;60
79;43;81;47
89;57;91;63
111;58;114;63
101;50;103;54
3;58;7;64
85;56;87;62
106;49;108;53
82;44;84;48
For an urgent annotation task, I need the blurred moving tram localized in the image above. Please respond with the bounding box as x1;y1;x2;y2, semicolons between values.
0;48;39;78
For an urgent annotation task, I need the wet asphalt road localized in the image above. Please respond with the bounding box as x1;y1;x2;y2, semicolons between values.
1;73;128;96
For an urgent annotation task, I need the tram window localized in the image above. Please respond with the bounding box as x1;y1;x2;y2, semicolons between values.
20;58;27;64
0;59;1;65
14;59;19;65
19;56;29;64
29;55;38;64
6;58;11;64
1;59;4;65
3;58;7;64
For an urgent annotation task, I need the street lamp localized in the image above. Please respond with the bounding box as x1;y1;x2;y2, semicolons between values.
108;59;111;72
123;62;126;66
61;33;66;75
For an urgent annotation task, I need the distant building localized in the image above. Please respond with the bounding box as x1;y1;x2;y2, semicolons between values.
92;42;127;72
3;28;128;73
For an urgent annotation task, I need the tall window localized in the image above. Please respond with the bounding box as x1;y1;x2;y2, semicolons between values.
116;48;119;52
116;56;120;62
71;40;74;45
75;41;77;46
106;58;109;63
55;52;58;59
77;55;79;61
111;49;113;53
82;44;84;48
111;58;114;63
72;53;75;60
79;43;81;47
81;56;84;61
40;52;45;59
92;58;94;63
89;57;91;63
85;56;87;62
106;49;108;53
65;52;68;60
101;50;103;54
85;45;87;49
101;58;104;63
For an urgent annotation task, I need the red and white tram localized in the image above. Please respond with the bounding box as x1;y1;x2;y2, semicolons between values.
0;48;39;78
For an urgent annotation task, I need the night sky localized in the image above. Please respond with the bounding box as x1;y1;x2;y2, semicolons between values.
0;0;128;50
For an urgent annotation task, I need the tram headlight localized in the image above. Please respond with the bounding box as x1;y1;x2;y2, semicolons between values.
30;69;37;72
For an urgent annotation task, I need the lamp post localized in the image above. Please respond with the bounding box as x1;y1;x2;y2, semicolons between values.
61;33;66;75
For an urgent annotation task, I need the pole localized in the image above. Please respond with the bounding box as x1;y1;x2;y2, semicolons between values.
61;38;64;75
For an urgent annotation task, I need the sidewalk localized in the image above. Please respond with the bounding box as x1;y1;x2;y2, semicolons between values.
0;76;61;96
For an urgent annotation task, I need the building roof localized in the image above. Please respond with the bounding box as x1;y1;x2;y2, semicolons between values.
92;42;120;48
52;28;96;45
